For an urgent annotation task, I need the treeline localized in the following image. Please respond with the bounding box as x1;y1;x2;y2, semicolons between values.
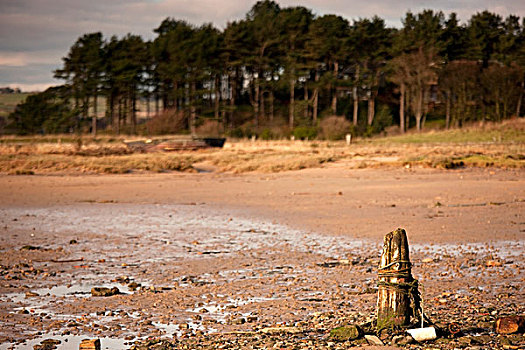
6;1;525;138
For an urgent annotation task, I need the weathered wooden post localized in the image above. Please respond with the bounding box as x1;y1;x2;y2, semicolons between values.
377;228;420;331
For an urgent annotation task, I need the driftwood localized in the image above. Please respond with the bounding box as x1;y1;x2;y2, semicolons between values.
376;228;421;331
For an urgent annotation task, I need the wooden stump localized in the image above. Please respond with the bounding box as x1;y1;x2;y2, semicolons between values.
376;228;419;331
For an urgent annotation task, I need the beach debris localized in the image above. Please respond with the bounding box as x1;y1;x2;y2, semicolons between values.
377;228;421;330
329;325;362;341
79;339;100;350
496;316;525;334
407;326;437;342
364;334;384;345
317;259;355;268
91;287;120;297
447;322;462;336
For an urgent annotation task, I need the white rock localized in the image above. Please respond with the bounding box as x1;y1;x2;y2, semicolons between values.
407;326;437;342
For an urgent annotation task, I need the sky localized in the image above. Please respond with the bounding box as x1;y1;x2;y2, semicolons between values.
0;0;523;92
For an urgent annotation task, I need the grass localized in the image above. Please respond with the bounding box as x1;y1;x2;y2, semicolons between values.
0;119;523;175
369;119;525;144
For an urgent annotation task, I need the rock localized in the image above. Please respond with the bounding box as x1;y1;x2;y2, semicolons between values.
364;334;384;346
233;317;246;325
393;334;415;345
33;339;61;350
329;325;362;341
21;245;40;250
496;316;525;334
486;260;503;267
422;258;434;263
246;316;258;322
128;282;140;290
25;291;39;297
91;287;120;297
79;339;100;350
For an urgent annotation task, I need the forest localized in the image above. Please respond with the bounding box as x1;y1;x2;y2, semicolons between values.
5;0;525;138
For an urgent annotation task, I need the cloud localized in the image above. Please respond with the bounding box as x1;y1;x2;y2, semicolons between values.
0;50;62;67
0;0;523;91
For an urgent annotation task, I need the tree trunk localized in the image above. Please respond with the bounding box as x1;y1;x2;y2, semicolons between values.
304;83;309;120
367;97;375;126
415;86;423;132
116;96;121;135
92;94;97;136
260;90;265;120
214;75;220;120
313;70;319;123
173;82;179;111
229;73;236;130
445;90;451;129
131;91;137;134
377;228;419;331
516;80;523;118
190;81;197;136
108;93;115;131
421;88;428;129
146;95;150;119
162;89;168;112
254;74;260;129
269;90;274;123
353;66;360;126
495;91;500;121
399;83;405;133
122;96;127;127
289;78;295;129
331;61;339;114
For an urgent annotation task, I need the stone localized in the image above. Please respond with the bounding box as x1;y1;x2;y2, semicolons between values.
79;339;100;350
91;287;120;297
496;316;524;334
486;260;503;267
392;335;414;345
329;325;362;341
33;339;61;350
364;334;384;346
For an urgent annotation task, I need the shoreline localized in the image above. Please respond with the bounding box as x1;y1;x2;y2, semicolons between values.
1;166;523;244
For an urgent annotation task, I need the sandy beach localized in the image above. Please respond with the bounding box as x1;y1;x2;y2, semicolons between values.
0;166;523;349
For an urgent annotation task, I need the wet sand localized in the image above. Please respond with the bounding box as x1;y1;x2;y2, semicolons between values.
0;166;523;349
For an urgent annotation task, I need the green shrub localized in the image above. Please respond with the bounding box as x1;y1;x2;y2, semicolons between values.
292;126;317;140
259;128;274;140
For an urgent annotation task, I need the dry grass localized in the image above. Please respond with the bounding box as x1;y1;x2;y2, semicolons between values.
0;119;523;175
